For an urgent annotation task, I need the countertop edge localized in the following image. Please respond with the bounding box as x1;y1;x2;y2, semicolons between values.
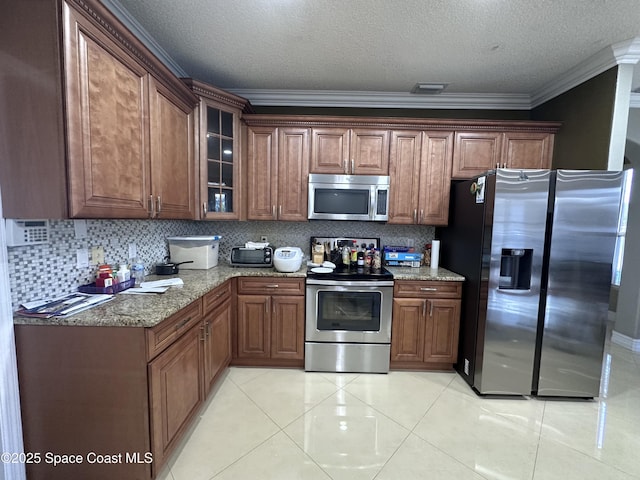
13;265;464;328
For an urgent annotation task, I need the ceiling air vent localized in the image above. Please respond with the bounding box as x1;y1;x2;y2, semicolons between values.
410;83;449;94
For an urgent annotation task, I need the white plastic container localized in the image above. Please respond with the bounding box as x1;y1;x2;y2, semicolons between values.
167;236;221;270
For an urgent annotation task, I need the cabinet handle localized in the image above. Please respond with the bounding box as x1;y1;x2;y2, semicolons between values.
351;159;355;173
272;205;276;218
200;325;206;341
157;195;162;214
430;300;434;317
204;320;210;337
423;300;427;317
265;284;279;288
149;195;155;218
203;202;207;216
496;162;500;169
413;209;417;223
278;205;282;217
419;209;424;224
343;159;348;174
420;287;438;292
175;316;191;330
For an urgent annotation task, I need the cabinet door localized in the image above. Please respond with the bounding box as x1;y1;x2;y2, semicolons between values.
310;127;350;173
502;132;554;169
246;126;278;220
200;101;241;219
451;132;502;179
388;130;422;224
418;131;454;225
149;323;203;469
203;297;232;394
423;299;461;363
64;4;150;218
278;127;310;221
351;129;390;174
391;298;426;362
149;76;196;219
237;294;271;358
271;295;305;360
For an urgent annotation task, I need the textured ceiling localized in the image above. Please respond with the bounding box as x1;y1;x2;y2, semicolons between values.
114;0;640;102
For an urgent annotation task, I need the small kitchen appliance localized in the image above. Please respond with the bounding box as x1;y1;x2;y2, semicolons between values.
273;247;303;272
230;246;273;267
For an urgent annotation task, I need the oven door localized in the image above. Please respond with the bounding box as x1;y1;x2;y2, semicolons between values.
305;280;393;344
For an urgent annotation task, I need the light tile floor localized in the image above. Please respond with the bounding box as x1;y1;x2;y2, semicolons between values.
157;335;640;480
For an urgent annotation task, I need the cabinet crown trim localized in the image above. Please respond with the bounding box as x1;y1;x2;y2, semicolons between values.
242;115;561;133
69;0;197;108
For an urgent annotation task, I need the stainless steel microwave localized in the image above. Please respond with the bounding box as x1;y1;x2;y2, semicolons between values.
308;174;390;221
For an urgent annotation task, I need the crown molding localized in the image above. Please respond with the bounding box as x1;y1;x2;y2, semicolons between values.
100;0;189;78
225;89;532;110
531;36;640;108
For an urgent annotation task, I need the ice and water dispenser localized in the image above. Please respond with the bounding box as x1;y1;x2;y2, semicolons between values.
499;248;533;290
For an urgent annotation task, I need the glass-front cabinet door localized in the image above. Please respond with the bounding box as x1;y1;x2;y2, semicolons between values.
185;79;249;220
205;106;236;216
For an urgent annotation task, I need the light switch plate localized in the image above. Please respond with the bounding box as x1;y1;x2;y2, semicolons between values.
128;243;137;260
76;248;89;268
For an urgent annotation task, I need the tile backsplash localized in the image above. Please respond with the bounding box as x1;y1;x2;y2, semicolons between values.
7;218;433;310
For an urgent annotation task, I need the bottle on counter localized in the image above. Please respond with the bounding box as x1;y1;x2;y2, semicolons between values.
342;245;350;265
132;259;145;286
351;240;358;266
116;264;130;283
95;264;113;287
373;249;382;270
357;245;365;267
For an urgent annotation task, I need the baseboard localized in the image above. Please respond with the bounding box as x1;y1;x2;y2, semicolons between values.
611;330;640;353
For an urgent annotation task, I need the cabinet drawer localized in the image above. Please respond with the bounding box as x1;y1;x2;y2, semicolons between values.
394;281;462;299
237;277;304;296
146;300;203;361
203;281;232;311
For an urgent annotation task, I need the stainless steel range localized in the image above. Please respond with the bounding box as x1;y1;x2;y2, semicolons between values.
305;237;394;373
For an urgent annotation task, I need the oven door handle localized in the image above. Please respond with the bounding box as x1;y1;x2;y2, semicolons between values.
306;279;394;287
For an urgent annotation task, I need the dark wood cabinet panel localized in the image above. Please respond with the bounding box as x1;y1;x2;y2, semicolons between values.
391;298;426;362
452;131;502;179
310;127;350;173
351;128;390;174
237;294;271;358
246;126;278;220
278;127;310;221
271;296;305;360
502;132;554;169
149;323;204;471
388;130;422;224
391;280;462;370
203;296;232;394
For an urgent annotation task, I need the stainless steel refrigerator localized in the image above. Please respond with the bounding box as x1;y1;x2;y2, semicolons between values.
439;169;623;397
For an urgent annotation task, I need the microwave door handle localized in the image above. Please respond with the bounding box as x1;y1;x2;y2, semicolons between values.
370;186;376;220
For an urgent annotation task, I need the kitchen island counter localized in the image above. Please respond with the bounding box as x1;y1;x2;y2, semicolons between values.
13;264;306;328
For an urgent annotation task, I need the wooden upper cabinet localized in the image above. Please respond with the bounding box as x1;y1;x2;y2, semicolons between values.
310;127;389;174
451;131;502;179
149;77;196;219
388;130;453;225
246;126;278;220
452;130;556;179
419;131;454;225
64;3;151;218
310;127;350;174
278;127;310;221
184;79;249;220
246;125;309;221
502;132;554;169
388;130;422;224
351;129;390;174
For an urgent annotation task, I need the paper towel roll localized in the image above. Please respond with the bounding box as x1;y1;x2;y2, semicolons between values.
430;240;440;270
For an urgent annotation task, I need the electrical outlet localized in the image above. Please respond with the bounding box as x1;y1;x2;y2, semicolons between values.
76;248;89;268
128;243;137;260
260;236;268;243
91;246;105;265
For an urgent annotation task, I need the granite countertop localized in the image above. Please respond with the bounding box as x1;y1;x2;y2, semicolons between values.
14;263;463;328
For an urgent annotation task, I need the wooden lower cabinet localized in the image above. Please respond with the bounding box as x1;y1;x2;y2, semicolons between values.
149;323;204;471
234;277;305;367
14;282;234;480
391;280;462;370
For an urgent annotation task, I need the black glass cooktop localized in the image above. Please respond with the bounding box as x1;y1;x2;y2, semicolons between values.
306;264;394;281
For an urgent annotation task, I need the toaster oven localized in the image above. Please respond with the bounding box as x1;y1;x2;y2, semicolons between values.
230;246;273;267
